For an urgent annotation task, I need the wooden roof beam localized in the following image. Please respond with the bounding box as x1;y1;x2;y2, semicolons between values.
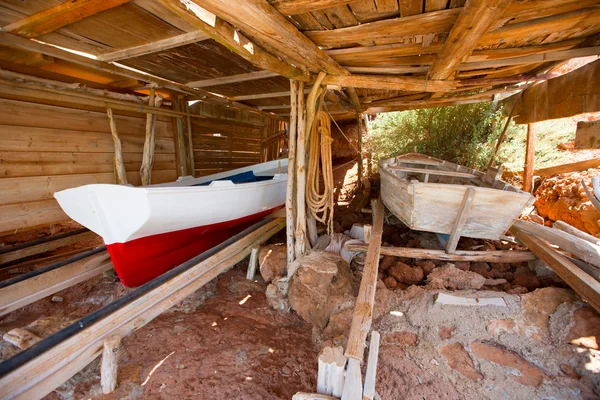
158;0;310;82
428;0;513;80
323;75;457;92
186;70;279;88
2;0;130;38
269;0;356;15
97;31;210;62
191;0;348;75
232;88;310;100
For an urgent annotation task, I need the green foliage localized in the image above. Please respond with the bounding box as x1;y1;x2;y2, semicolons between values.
366;102;502;170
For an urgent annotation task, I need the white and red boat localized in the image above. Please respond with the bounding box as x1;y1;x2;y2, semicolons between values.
54;160;288;287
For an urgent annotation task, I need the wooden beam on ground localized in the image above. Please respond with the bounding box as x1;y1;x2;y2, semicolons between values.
0;229;96;265
0;218;285;399
2;0;130;38
158;0;309;81
0;251;112;317
510;59;600;124
186;71;279;88
511;225;600;314
345;243;536;263
192;0;348;75
345;197;384;361
428;0;513;80
512;220;600;268
553;221;600;246
446;187;476;253
97;31;210;62
523;123;536;193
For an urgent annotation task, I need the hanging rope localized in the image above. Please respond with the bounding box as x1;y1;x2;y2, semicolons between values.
306;111;335;234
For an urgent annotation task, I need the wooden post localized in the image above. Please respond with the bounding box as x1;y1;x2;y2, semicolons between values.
246;246;259;280
141;89;164;185
295;81;308;259
173;97;190;177
287;80;298;265
106;108;128;185
523;123;536;193
363;224;372;244
317;346;346;397
362;331;381;400
357;113;363;187
487;93;521;169
445;187;476;253
101;335;121;394
185;100;196;177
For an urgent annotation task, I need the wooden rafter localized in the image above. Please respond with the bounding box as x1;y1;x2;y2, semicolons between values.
428;0;513;80
323;75;457;92
97;31;210;62
186;70;279;88
231;89;310;100
269;0;356;15
2;0;130;38
157;0;310;81
191;0;348;75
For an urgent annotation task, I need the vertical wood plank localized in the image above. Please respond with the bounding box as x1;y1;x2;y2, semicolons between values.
523;123;536;193
295;81;308;259
101;335;121;394
106;108;127;184
287;80;298;265
357;113;363;187
445;187;476;253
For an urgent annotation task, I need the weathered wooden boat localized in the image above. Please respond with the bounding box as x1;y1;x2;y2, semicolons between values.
54;159;288;287
379;153;534;251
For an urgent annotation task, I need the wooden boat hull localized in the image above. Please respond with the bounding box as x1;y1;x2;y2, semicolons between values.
55;160;287;287
380;154;534;240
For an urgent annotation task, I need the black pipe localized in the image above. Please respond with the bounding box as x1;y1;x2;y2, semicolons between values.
0;228;90;255
0;217;274;378
0;246;107;290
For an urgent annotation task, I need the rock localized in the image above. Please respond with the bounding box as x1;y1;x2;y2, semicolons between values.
487;319;516;336
470;262;491;278
323;307;354;338
379;255;396;271
382;331;418;347
415;260;436;275
559;363;580;379
512;275;541;291
383;276;398;290
373;281;392;320
440;343;483;380
520;287;576;341
51;296;63;303
566;307;600;350
265;277;290;311
507;286;528;294
3;328;41;349
484;278;507;286
227;277;262;294
453;261;470;271
258;243;287;283
426;266;486;290
387;262;424;286
288;250;354;331
438;326;455;340
471;342;548;386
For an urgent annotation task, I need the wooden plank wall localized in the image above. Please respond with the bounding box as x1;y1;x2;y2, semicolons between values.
0;97;177;235
575;121;600;149
190;102;286;176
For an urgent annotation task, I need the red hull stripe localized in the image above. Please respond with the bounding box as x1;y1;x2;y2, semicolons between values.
106;206;282;287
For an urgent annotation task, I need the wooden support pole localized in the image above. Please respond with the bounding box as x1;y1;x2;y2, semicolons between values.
287;80;298;265
523;123;536;193
246;246;260;280
362;331;381;400
141;88;164;186
101;335;121;394
357;113;363;187
445;187;476;253
344;244;536;263
185;100;195;177
363;224;372;244
106;108;128;185
511;225;600;314
173;98;190;178
295;81;308;259
487;93;521;169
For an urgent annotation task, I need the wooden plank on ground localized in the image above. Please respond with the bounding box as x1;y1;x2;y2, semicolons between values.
0;251;112;317
0;218;285;399
511;225;600;314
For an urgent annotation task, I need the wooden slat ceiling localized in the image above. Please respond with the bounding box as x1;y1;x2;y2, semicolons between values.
0;0;599;118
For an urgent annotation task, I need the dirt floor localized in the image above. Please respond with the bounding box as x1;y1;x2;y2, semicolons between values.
1;159;600;400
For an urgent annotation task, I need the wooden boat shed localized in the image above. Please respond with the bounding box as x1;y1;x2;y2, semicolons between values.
0;0;600;399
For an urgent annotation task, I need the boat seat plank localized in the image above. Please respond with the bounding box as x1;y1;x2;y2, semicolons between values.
388;166;477;179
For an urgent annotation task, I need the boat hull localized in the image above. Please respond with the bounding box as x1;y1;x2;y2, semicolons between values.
106;206;280;287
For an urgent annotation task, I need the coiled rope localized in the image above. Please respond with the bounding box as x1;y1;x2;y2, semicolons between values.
306;111;335;234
